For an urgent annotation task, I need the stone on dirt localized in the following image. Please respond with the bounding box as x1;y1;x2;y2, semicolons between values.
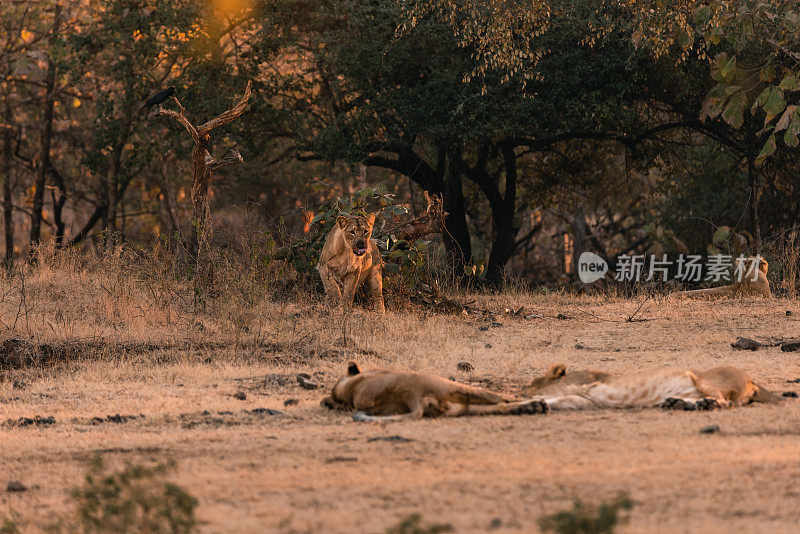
7;481;27;492
780;339;800;352
731;337;762;351
457;361;474;372
297;373;320;390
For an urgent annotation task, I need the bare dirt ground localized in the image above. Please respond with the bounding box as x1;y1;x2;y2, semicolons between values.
2;268;800;532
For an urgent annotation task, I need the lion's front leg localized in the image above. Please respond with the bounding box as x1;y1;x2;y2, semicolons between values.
341;272;361;311
317;264;343;307
368;267;385;314
463;399;549;416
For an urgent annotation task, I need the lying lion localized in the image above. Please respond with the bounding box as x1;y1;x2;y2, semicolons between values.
675;257;771;298
322;362;549;421
317;213;385;313
522;363;780;410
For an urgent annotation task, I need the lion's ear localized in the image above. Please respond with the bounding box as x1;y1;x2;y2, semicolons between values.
366;213;376;227
336;215;349;229
347;361;361;376
547;364;567;378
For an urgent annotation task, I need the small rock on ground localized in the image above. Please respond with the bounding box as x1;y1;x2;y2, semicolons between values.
367;435;413;443
457;361;474;372
297;374;320;390
325;456;358;463
781;340;800;352
700;425;720;434
233;391;247;400
731;337;761;351
7;481;27;492
247;408;283;416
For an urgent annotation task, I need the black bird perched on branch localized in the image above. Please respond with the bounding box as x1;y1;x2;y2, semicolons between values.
139;86;176;115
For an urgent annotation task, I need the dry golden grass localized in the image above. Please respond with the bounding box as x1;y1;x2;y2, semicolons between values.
2;259;800;533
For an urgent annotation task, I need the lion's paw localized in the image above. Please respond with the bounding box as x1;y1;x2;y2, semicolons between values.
661;397;697;411
516;399;549;415
696;397;721;411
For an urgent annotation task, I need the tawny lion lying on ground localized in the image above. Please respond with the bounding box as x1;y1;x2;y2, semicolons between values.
675;257;771;298
522;363;780;410
322;362;549;421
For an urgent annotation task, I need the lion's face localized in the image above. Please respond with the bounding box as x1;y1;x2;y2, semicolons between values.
525;364;611;395
321;361;362;410
336;214;376;256
526;364;567;392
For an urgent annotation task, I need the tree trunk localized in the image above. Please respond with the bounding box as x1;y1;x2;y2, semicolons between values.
190;136;214;292
29;4;61;258
747;158;761;255
2;111;13;268
156;81;251;299
442;143;472;280
67;204;108;248
484;144;519;286
49;170;67;248
104;109;134;244
569;197;588;282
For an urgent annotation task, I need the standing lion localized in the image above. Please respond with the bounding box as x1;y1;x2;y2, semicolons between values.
317;213;385;313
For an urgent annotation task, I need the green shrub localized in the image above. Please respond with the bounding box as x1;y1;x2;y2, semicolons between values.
66;456;198;534
538;494;633;534
384;513;453;534
0;519;20;534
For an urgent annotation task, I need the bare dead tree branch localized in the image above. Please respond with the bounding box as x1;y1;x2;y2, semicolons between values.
383;191;446;241
155;81;252;299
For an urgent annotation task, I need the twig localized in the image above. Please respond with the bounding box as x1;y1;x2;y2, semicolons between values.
626;296;651;323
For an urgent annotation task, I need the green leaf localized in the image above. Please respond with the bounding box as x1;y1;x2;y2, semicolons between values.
383;262;400;274
755;133;777;165
764;87;786;116
779;75;799;92
272;247;290;260
719;55;736;82
712;226;731;245
722;90;746;128
676;29;693;48
785;113;800;147
695;5;712;26
752;87;771;112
